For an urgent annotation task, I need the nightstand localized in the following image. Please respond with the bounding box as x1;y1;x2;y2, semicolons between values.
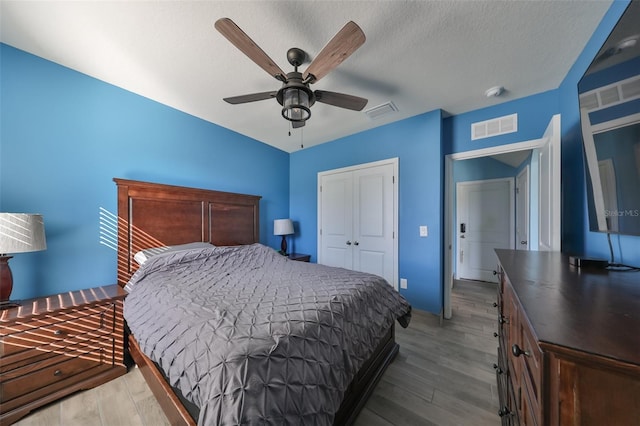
288;253;311;262
0;284;127;424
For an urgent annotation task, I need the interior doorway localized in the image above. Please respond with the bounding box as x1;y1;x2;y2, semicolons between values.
443;114;561;319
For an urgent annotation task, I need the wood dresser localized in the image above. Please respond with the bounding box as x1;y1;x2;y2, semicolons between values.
0;285;127;424
494;250;640;425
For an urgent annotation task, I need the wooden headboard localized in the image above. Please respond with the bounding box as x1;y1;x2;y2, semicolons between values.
114;178;261;286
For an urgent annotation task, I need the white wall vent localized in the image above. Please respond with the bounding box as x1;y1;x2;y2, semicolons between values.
471;113;518;140
579;74;640;112
364;101;398;120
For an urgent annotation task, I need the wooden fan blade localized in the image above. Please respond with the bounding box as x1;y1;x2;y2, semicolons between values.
315;90;368;111
215;18;286;80
292;120;306;129
223;91;277;104
303;21;365;83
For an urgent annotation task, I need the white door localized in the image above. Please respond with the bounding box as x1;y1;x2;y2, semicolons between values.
319;172;353;269
352;165;395;282
516;166;530;250
318;159;398;289
457;178;514;282
538;115;561;251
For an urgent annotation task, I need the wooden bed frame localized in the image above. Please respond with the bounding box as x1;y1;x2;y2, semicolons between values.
114;178;399;425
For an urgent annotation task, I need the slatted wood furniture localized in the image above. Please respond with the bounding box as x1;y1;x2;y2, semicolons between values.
115;178;400;426
0;284;127;425
494;249;640;425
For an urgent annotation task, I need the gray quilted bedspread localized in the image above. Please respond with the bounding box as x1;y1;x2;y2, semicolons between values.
124;243;411;426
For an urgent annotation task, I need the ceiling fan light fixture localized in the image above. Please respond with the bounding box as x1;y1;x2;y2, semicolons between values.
282;87;311;122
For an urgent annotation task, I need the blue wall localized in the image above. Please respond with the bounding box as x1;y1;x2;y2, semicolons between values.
2;0;638;313
558;0;640;266
444;90;560;156
453;157;518;183
289;111;443;313
0;44;290;300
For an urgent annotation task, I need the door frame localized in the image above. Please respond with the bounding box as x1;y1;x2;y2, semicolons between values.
456;177;515;281
317;157;399;290
443;114;560;319
516;165;530;250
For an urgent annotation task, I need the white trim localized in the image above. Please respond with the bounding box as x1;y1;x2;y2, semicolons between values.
516;165;530;250
590;111;640;134
449;137;544;161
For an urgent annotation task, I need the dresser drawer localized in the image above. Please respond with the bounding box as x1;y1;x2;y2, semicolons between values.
0;303;116;360
0;345;109;403
519;318;542;420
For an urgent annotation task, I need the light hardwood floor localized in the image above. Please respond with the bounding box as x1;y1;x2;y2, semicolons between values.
14;279;499;426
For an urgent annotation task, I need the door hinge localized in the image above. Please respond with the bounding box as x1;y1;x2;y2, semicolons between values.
392;176;395;184
516;187;520;194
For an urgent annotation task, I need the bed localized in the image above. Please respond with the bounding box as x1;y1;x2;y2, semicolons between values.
114;178;411;425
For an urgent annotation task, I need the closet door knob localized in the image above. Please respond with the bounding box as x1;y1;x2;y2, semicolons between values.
346;241;352;245
353;241;359;246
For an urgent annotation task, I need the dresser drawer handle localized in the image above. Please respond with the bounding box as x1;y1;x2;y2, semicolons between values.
53;369;63;377
512;344;530;357
493;363;504;375
54;330;64;336
498;315;509;324
498;406;512;417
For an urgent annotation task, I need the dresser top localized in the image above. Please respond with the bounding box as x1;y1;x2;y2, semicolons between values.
496;250;640;366
0;284;126;322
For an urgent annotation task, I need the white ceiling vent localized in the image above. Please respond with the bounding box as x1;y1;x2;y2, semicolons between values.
579;74;640;112
471;113;518;140
364;101;398;120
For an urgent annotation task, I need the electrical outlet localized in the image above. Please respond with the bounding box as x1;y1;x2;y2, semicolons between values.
420;225;428;237
400;278;408;289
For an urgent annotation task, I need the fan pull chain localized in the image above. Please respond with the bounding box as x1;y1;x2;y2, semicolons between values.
300;127;304;149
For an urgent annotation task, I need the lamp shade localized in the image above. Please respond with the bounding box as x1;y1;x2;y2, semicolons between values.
273;219;294;236
0;213;47;254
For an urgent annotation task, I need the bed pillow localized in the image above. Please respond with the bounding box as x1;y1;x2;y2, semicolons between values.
133;242;214;265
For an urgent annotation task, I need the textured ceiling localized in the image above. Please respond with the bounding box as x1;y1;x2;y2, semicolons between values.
0;1;613;152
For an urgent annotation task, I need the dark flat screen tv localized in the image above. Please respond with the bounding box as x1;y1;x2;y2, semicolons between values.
579;0;640;236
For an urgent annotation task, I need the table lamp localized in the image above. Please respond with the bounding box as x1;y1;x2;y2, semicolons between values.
0;213;47;309
273;218;294;255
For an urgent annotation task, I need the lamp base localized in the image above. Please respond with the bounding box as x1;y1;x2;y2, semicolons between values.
280;235;288;256
1;255;15;306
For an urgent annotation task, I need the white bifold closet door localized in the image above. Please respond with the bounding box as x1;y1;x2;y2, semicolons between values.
318;159;398;289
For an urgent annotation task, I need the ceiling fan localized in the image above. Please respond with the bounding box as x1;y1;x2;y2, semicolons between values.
214;18;368;128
